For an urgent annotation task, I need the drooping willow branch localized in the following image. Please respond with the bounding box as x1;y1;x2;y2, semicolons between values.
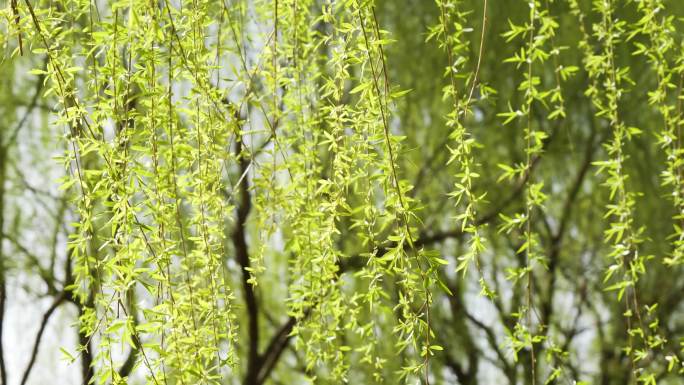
7;0;683;383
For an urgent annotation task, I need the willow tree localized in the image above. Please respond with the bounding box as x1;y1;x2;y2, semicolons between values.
1;0;683;384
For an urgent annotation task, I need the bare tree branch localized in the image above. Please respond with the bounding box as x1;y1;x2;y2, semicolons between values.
233;132;260;385
0;123;8;385
255;315;298;385
20;291;66;385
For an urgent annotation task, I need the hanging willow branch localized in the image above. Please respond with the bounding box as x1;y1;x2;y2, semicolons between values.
4;0;683;383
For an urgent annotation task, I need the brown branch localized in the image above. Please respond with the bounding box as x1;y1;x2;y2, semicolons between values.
442;352;469;385
439;290;479;385
0;283;5;385
65;289;94;385
0;131;7;385
446;280;513;378
255;315;298;385
63;241;93;385
4;60;46;151
342;158;545;271
20;291;66;385
542;127;599;327
233;133;259;385
117;288;140;379
75;303;94;385
417;139;552;248
10;0;23;55
2;232;56;294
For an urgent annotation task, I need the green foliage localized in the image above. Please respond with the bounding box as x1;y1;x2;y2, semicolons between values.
1;0;683;384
